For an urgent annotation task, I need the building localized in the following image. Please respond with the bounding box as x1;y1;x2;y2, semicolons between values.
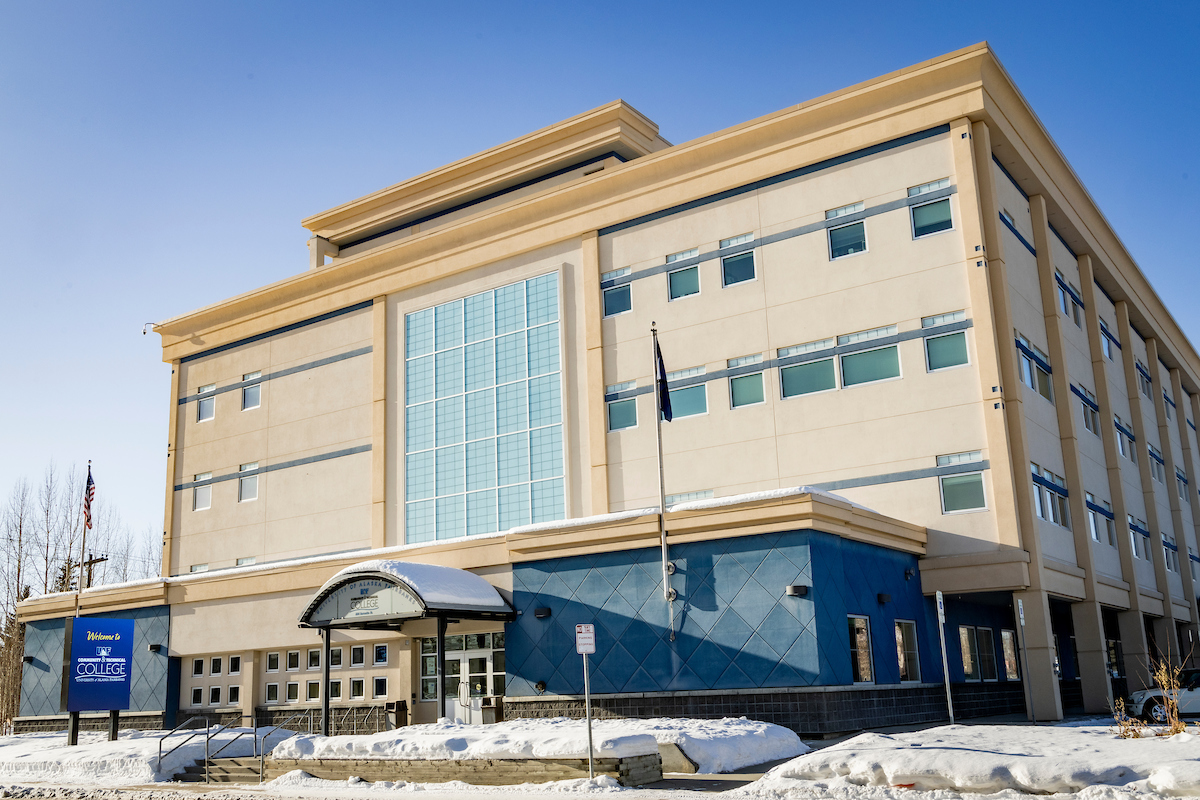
17;42;1200;735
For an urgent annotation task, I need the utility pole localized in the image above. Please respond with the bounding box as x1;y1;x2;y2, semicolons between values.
82;553;109;590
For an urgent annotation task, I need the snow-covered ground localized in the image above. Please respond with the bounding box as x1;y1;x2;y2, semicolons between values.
741;722;1200;798
272;716;805;774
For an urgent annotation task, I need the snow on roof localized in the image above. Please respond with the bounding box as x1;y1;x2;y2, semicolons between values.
326;560;510;611
668;485;879;515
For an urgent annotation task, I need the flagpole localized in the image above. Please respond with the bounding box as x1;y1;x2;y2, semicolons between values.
75;462;93;619
651;325;676;611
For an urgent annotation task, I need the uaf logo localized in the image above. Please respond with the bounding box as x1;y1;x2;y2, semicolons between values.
96;646;112;657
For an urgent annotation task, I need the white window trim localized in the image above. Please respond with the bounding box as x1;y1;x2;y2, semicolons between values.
192;659;204;677
373;644;389;666
729;371;766;409
286;650;300;672
228;657;241;676
601;284;633;318
924;331;970;373
720;249;757;288
839;344;903;389
209;686;222;706
350;645;365;666
666;264;701;302
373;676;388;699
308;649;321;670
285;682;299;703
265;683;279;704
939;471;988;515
350;678;365;699
606;397;638;432
778;357;840;401
190;687;203;707
307;681;321;701
827;220;868;261
666;383;708;420
329;647;343;670
910;196;955;240
266;653;280;673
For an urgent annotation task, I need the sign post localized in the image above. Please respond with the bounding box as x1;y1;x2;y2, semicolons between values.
935;591;954;724
60;618;134;744
1017;598;1036;725
575;624;596;779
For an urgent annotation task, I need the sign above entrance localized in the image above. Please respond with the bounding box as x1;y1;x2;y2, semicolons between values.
306;577;424;626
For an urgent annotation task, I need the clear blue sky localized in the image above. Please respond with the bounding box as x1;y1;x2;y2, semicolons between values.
1;0;1196;541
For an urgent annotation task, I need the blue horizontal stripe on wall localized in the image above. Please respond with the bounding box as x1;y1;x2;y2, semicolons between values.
1148;449;1165;466
1136;362;1153;382
1014;339;1052;374
991;155;1028;200
598;126;951;237
1099;322;1122;350
999;213;1037;256
1086;500;1115;520
174;444;371;491
1050;224;1077;258
1130;522;1151;537
814;460;987;493
1070;384;1099;412
180;301;374;364
1032;473;1068;496
178;347;372;404
1055;275;1085;309
1094;280;1117;306
1114;421;1137;442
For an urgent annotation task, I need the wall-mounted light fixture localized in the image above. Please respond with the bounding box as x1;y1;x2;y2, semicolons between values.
535;680;547;693
534;608;552;619
877;593;892;604
22;655;34;664
905;568;916;580
785;585;809;597
147;643;163;653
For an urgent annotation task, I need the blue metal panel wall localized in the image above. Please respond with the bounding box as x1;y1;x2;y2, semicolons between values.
20;606;171;717
507;529;936;696
941;596;1020;683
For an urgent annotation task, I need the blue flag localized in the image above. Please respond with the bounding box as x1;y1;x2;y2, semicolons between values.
655;338;672;422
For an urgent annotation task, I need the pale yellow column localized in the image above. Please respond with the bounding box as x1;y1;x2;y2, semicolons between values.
581;231;609;515
372;296;387;549
162;360;182;578
1167;370;1200;649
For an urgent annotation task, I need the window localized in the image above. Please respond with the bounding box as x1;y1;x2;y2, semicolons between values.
329;680;342;700
602;285;631;317
959;626;980;680
848;616;873;683
1178;471;1189;501
1056;273;1083;328
1164;392;1175;421
210;657;222;676
1016;333;1053;401
193;474;212;511
1101;325;1115;359
229;656;241;675
925;332;968;371
329;648;342;669
1115;416;1137;462
192;658;204;677
286;682;299;702
781;359;837;398
350;678;365;699
840;346;900;387
242;371;262;411
374;644;388;665
403;273;565;543
286;650;300;671
1086;494;1116;546
894;620;920;682
1000;630;1020;680
191;687;203;706
666;247;698;264
1031;464;1070;529
1191;547;1200;582
308;649;320;669
374;676;388;698
1164;535;1180;573
189;564;208;574
666;370;707;418
1128;516;1150;560
351;645;365;666
1079;387;1100;435
912;198;953;238
720;234;755;286
607;398;637;431
1149;446;1166;483
266;652;280;672
265;683;279;703
826;201;863;221
197;384;216;422
1136;362;1153;398
236;556;255;566
728;355;765;408
228;685;240;705
668;265;700;300
238;463;258;503
977;627;998;681
209;686;221;706
829;222;866;259
666;490;714;505
940;473;986;513
307;681;320;701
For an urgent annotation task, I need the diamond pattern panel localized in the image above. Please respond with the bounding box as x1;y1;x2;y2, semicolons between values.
507;529;928;697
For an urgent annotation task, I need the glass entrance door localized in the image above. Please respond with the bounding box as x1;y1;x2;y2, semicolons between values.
421;632;506;724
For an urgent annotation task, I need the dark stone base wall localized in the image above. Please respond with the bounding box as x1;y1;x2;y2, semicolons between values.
12;713;167;734
949;681;1027;718
507;685;950;736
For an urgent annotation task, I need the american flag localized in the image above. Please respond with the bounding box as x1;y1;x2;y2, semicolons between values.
83;465;95;531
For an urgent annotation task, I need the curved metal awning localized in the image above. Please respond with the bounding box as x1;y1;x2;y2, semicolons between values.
298;559;515;629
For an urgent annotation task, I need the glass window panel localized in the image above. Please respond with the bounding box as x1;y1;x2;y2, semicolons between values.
781;359;836;397
603;285;631;316
435;445;465;496
494;282;525;334
197;395;214;422
496;381;528;435
926;332;968;370
406;403;434;452
404;495;439;548
492;675;506;696
913;199;953;237
435;396;464;446
435;348;463;399
840;346;900;386
445;635;465;651
1001;630;1020;680
895;621;920;682
405;451;435;501
848;617;872;683
405;356;434;405
466;634;491;650
464;291;494;343
829;222;866;258
668;266;699;300
608;398;637;431
436;495;465;540
527;323;560;376
421;640;437;657
499;485;530;530
978;629;998;680
406;308;434;358
467;490;497;535
193;484;211;511
242;383;260;410
465;340;495;391
434;300;463;351
941;473;985;512
528;375;562;428
420;679;437;701
497;433;529;485
532;478;565;523
669;385;707;418
526;273;559;325
494;632;505;650
495;332;527;384
530;425;564;480
730;373;764;408
959;626;980;680
722;252;755;285
465;389;495;441
467;439;497;491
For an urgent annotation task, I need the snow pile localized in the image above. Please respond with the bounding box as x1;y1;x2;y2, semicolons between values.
273;717;659;761
0;727;269;785
591;717;806;774
745;723;1200;796
267;769;625;793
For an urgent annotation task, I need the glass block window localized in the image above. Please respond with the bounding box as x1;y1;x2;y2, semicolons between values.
404;274;564;543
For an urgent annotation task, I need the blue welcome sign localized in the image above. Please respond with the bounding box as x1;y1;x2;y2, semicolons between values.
64;618;134;712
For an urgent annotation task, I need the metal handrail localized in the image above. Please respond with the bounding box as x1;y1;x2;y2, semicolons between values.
207;714;257;761
257;708;314;784
156;715;210;775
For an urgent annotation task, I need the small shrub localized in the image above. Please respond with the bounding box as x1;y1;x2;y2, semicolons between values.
1112;698;1146;739
1151;658;1186;736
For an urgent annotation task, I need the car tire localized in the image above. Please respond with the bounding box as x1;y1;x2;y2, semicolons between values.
1144;698;1169;724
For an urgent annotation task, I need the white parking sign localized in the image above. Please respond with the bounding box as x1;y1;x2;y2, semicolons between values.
575;624;596;654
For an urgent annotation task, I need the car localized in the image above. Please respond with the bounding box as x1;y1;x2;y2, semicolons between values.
1127;669;1200;723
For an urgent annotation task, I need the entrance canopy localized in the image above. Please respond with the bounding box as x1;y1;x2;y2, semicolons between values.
299;559;515;629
